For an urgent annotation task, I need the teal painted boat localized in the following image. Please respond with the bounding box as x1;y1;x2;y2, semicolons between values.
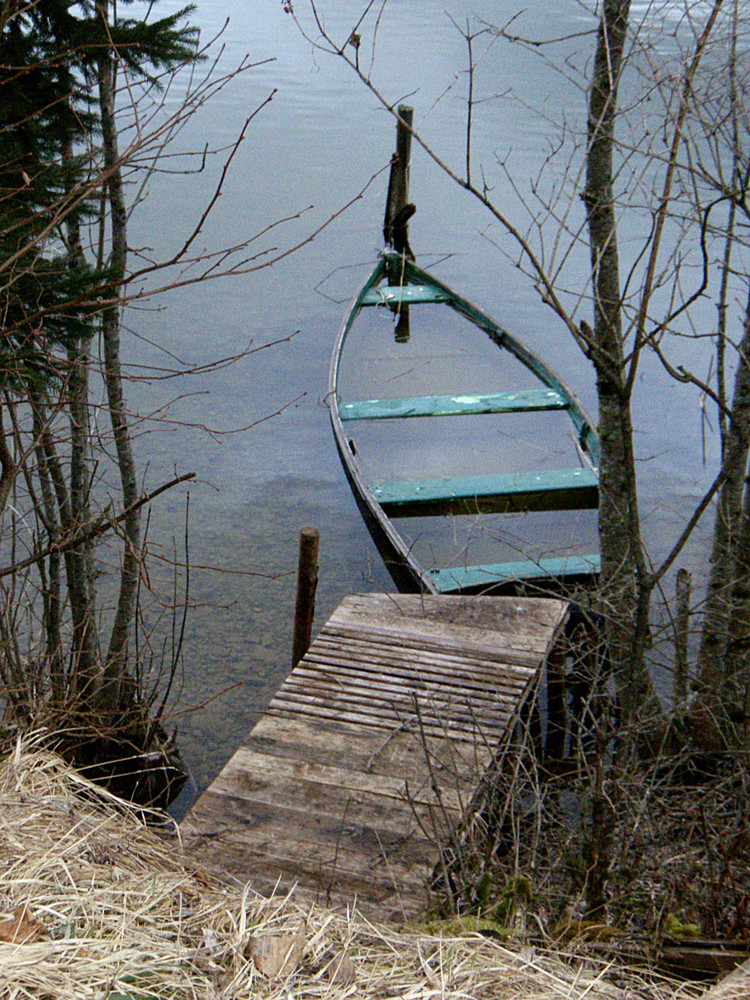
328;251;600;594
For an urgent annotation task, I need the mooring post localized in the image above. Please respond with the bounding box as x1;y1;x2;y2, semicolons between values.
292;526;319;670
383;104;414;249
674;567;691;709
383;105;415;341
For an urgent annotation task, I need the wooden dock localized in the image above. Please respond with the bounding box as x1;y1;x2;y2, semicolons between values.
181;594;568;920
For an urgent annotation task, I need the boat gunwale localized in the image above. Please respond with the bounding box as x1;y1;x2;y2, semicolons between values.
328;255;435;593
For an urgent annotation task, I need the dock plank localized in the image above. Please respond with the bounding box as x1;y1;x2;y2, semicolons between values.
210;745;467;812
308;634;538;683
181;594;567;917
203;769;461;839
189;791;439;873
244;716;487;784
185;795;431;908
292;649;532;691
274;670;520;721
328;593;565;653
284;664;524;717
182;833;429;920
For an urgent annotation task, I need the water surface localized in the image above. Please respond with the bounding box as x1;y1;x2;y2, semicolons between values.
124;0;721;810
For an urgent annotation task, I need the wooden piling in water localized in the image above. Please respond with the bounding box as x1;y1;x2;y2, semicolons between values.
384;105;415;341
383;105;413;250
292;526;319;669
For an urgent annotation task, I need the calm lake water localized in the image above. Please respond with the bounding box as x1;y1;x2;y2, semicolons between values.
124;1;721;812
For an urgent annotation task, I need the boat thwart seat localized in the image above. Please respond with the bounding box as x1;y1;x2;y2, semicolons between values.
360;284;451;306
339;388;567;420
427;554;601;592
371;467;599;516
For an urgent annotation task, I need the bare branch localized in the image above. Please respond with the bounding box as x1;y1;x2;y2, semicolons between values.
0;472;197;579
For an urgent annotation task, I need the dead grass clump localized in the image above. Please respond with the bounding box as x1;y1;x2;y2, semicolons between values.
0;738;706;999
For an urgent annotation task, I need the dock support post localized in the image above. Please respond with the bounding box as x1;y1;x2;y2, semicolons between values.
292;526;319;669
674;567;691;709
545;641;567;762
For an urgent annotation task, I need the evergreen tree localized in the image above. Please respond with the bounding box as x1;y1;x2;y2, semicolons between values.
0;2;98;392
0;1;203;805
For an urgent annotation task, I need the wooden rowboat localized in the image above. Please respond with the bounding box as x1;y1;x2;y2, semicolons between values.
328;250;601;594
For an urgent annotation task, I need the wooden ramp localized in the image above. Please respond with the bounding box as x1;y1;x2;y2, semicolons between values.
181;594;568;920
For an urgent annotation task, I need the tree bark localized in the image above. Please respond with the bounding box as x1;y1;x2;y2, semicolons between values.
66;337;100;699
694;286;750;745
62;127;100;702
97;7;141;710
582;0;659;723
0;404;15;515
31;398;65;701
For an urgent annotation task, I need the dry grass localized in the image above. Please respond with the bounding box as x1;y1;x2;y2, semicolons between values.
0;738;717;1000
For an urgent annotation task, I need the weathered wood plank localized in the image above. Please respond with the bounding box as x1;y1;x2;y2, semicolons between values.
243;716;486;785
186;790;441;874
273;684;517;728
328;594;567;655
333;592;567;632
209;752;467;828
215;746;467;812
181;831;429;920
307;636;538;687
265;702;506;743
183;794;435;892
320;621;544;669
278;680;519;730
268;687;509;741
201;762;461;840
291;656;531;701
277;669;520;722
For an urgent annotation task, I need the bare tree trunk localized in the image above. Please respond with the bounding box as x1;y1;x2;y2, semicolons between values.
31;399;64;700
66;338;100;699
582;0;658;724
724;482;750;749
694;287;750;745
62;128;100;702
97;8;141;710
0;403;15;514
29;391;99;700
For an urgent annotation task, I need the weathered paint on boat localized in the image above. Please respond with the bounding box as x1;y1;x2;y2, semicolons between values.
340;388;568;420
328;251;601;594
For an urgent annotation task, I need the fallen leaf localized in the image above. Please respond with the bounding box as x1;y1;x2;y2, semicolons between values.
0;907;44;944
328;949;356;985
249;932;305;979
201;927;220;954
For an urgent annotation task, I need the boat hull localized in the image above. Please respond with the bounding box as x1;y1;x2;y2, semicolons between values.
329;252;600;596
